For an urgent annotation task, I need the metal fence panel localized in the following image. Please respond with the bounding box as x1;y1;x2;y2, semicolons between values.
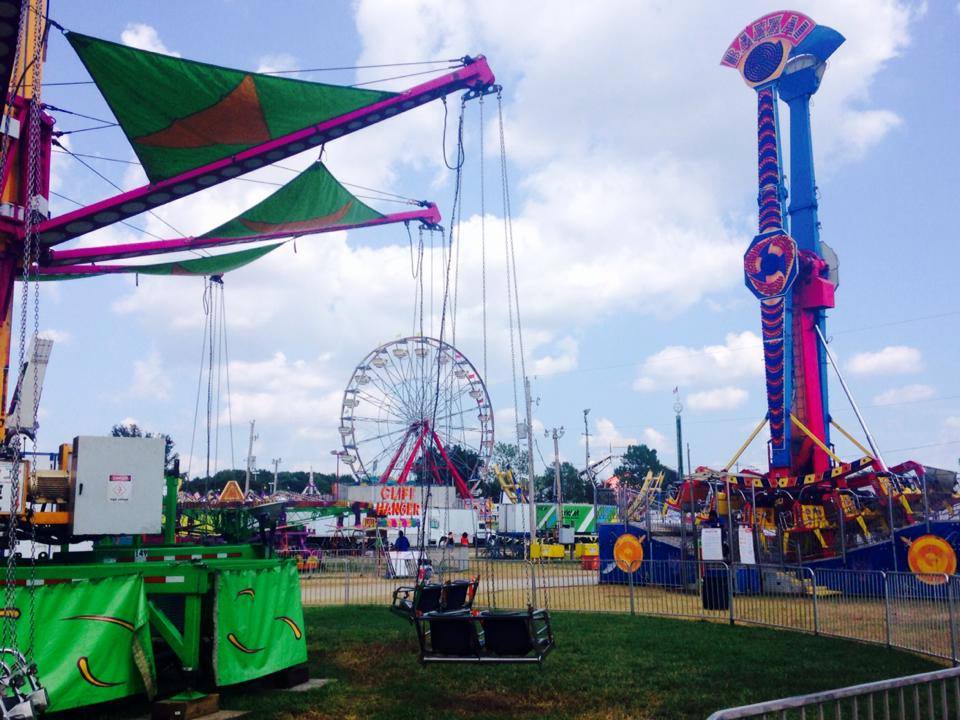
813;567;887;645
887;571;954;662
288;548;959;667
707;666;960;719
731;564;815;634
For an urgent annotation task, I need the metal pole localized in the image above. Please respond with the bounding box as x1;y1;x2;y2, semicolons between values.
675;413;685;479
584;409;595;539
550;427;565;544
948;578;959;666
271;457;282;495
646;483;654;562
726;478;735;564
887;476;898;571
815;326;888;471
882;572;892;649
839;493;847;564
687;443;692;476
525;378;537;547
243;419;256;494
524;377;537;560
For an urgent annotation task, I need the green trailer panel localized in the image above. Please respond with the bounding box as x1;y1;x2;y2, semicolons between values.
10;575;155;712
213;561;307;686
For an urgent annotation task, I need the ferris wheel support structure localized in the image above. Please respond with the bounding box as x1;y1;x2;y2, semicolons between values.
340;336;492;500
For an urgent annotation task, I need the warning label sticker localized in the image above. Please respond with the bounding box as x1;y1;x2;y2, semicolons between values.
108;474;133;502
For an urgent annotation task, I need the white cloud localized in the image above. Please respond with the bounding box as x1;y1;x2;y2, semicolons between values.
129;351;172;401
592;418;638;451
835;110;903;161
531;336;578;377
847;345;923;376
634;331;762;392
494;407;544;442
120;23;181;57
585;418;666;478
256;53;299;75
872;384;935;406
39;329;71;345
641;427;667;454
687;386;748;411
65;2;917;472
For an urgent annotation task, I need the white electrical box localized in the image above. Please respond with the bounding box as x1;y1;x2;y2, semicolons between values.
71;436;165;536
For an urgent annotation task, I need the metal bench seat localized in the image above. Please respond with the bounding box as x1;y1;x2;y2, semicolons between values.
415;607;554;664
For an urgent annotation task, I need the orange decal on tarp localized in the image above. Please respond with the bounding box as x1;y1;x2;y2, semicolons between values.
135;75;270;148
238;201;353;235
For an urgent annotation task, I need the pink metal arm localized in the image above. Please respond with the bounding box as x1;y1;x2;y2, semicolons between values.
35;58;495;248
42;204;440;266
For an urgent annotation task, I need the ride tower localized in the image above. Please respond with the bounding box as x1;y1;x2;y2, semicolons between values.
722;11;845;479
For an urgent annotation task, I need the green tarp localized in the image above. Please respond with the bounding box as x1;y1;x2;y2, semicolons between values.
214;561;307;686
202;162;383;239
39;243;282;281
67;33;396;183
9;575;155;711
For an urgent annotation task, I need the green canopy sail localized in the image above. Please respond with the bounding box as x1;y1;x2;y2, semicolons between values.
39;243;281;281
67;32;396;183
202;162;383;239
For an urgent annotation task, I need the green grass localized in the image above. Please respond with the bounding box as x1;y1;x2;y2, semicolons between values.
223;607;940;720
67;607;942;719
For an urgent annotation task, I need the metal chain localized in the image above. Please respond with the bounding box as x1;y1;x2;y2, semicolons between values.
498;94;522;449
26;0;45;664
498;91;526;380
478;96;488;385
205;278;215;492
430;96;465;424
220;284;236;471
0;0;31;657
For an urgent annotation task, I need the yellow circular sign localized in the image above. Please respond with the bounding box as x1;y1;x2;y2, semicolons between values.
613;534;644;573
907;535;957;585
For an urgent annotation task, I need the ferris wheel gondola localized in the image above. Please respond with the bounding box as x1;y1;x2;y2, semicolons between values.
339;336;493;498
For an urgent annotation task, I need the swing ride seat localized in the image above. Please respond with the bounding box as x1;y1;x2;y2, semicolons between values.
391;582;444;619
391;577;479;620
442;577;479;612
416;607;554;664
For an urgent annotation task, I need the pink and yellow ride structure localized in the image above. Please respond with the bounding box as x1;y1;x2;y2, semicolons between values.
604;10;958;582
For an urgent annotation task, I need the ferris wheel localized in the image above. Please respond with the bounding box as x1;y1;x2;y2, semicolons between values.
339;337;494;497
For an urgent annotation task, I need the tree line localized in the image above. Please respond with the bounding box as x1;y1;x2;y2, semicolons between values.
112;422;677;502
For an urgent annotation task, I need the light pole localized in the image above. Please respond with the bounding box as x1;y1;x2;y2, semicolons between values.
674;388;690;559
271;457;282;496
330;449;349;501
547;426;565;542
673;389;684;480
243;419;258;495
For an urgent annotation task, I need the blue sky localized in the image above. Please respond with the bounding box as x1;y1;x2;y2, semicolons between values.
28;1;959;480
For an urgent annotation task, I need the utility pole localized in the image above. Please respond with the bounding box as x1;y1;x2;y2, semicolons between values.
271;457;282;495
673;388;685;479
548;426;566;542
584;409;595;535
243;419;258;495
523;377;537;554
